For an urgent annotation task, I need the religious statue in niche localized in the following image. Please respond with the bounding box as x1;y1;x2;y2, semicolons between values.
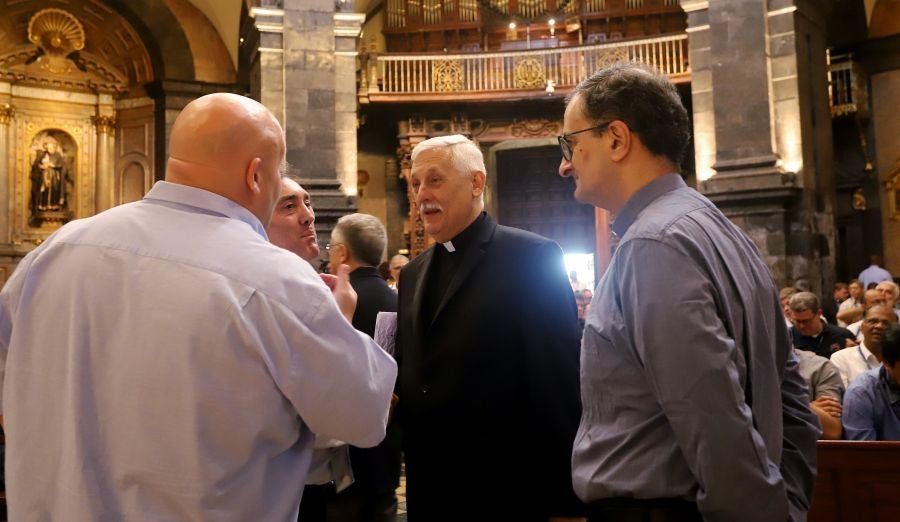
29;130;74;227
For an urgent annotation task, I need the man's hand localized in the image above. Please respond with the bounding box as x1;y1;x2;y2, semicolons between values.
845;338;859;348
812;396;842;418
320;264;357;323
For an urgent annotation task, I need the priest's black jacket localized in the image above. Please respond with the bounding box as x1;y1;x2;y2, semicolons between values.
394;213;584;521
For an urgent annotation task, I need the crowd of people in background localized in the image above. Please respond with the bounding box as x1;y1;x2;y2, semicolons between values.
779;261;900;441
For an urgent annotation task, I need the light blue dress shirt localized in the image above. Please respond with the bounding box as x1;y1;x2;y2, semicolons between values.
573;174;819;521
0;181;397;521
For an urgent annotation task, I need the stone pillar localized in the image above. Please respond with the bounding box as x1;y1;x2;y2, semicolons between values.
251;0;357;262
251;5;286;125
0;97;13;245
145;80;239;182
334;10;365;195
93;94;116;213
682;0;834;293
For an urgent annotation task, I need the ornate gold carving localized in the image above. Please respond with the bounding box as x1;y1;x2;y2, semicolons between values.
514;57;545;89
594;47;629;69
510;118;560;138
885;160;900;222
0;104;14;124
28;9;86;74
432;59;464;92
92;115;116;135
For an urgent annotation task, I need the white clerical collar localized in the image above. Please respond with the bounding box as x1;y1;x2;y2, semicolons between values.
442;241;456;253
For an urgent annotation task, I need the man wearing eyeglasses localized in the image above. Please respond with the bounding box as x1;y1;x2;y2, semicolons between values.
559;63;819;522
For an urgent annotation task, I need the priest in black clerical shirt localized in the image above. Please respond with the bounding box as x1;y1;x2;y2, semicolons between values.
789;291;856;358
394;135;584;521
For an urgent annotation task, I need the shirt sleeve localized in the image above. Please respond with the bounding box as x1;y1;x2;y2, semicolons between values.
242;287;398;448
829;352;853;389
814;359;844;400
842;380;878;440
777;348;821;520
617;238;789;522
0;247;42;412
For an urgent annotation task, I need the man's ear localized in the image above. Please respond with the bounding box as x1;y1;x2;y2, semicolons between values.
607;121;632;162
245;157;263;194
472;171;486;197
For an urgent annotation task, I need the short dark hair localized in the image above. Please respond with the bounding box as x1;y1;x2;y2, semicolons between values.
568;62;691;167
883;323;900;366
333;213;387;268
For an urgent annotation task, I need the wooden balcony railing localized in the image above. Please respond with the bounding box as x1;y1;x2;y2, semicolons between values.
359;33;689;103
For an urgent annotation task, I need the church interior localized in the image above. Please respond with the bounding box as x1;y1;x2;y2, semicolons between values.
0;0;899;519
0;0;897;294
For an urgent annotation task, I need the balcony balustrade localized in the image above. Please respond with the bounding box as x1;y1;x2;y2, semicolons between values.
359;33;689;103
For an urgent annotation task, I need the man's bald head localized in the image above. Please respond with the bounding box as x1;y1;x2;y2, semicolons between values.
166;93;285;227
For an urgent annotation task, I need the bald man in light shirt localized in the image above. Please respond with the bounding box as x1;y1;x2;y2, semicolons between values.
0;93;397;521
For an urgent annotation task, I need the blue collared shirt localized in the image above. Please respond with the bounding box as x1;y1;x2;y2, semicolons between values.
843;366;900;440
573;174;819;521
0;181;397;521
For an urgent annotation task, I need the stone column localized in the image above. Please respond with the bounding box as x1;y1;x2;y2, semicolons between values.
334;10;365;195
253;0;357;260
145;80;238;182
682;0;834;293
93;94;117;213
251;5;286;125
0;97;14;245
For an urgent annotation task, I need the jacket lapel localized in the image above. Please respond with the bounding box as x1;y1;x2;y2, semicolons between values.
431;216;497;326
409;247;434;343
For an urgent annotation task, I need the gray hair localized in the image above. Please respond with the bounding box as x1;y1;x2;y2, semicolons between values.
410;135;486;179
390;254;409;267
333;213;387;267
789;291;820;313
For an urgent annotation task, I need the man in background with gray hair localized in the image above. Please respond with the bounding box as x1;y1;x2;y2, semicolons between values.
396;134;584;521
325;213;401;522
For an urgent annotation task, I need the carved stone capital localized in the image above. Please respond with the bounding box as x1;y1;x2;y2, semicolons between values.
0;103;14;124
92;115;116;135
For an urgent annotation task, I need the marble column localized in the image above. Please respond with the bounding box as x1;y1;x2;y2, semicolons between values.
681;0;835;292
93;94;117;213
252;0;358;260
0;98;13;245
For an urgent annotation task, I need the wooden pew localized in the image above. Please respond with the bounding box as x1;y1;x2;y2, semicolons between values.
809;440;900;522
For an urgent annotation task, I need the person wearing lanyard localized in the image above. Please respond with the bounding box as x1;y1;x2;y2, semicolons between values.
842;322;900;440
831;305;898;388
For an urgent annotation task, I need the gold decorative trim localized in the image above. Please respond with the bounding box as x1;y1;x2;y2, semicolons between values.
885;159;900;222
28;8;87;74
91;115;116;135
432;60;464;92
0;103;14;124
513;57;545;89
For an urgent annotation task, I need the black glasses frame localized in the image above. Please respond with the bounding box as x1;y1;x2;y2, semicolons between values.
557;122;613;162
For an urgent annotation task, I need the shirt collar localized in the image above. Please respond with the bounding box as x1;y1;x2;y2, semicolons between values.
859;342;879;364
143;181;268;239
442;211;488;254
612;173;686;237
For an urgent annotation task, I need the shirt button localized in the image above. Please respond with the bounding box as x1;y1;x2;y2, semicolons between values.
421;385;429;394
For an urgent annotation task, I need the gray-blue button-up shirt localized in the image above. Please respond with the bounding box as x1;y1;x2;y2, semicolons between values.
573;174;819;521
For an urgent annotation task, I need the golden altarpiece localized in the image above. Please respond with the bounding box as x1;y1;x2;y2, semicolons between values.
0;6;156;284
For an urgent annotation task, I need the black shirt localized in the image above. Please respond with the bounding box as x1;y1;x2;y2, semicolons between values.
790;322;856;359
